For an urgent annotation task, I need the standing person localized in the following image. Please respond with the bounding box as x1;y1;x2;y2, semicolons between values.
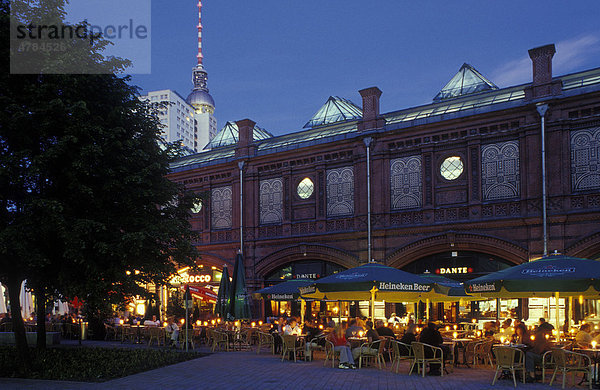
418;322;448;375
327;325;356;369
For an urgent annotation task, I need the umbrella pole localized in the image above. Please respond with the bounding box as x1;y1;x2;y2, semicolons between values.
568;296;573;331
300;299;305;325
555;292;560;341
426;299;430;322
338;301;341;324
370;287;376;320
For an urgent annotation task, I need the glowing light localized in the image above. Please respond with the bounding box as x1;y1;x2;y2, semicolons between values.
579;296;584;305
545;334;550;340
319;324;323;330
530;335;535;341
211;320;215;325
196;320;201;326
180;319;185;324
134;270;140;275
251;322;256;327
358;331;364;337
163;322;167;327
500;336;506;344
445;326;450;331
259;321;263;326
472;318;477;323
593;341;597;349
136;303;145;316
333;307;339;313
203;321;208;326
126;270;131;275
217;319;221;324
453;325;457;330
211;266;217;270
453;332;458;339
476;330;482;337
120;319;124;325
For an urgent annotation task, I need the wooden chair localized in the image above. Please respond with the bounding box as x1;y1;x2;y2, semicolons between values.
323;340;340;368
104;323;118;341
542;349;556;383
473;340;494;367
390;340;413;373
491;346;525;388
178;329;195;350
409;341;444;377
281;334;306;362
256;331;275;354
358;339;385;369
147;327;164;346
212;330;229;352
550;349;592;389
121;325;135;343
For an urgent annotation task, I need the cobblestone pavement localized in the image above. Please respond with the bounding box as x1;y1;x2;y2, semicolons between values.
0;342;573;389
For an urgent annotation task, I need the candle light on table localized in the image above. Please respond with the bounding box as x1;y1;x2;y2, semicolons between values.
592;340;597;349
453;332;458;339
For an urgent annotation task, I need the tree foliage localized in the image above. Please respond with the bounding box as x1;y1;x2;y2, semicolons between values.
0;0;199;368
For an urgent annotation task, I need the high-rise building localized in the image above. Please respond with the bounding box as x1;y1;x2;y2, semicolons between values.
141;0;217;153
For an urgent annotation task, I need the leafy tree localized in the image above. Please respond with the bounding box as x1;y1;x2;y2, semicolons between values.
0;0;199;370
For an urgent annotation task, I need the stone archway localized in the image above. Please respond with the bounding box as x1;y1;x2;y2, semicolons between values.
385;232;528;269
255;243;359;278
566;231;600;259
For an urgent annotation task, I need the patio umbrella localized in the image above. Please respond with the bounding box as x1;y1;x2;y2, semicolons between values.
253;279;314;324
420;273;478;302
214;264;231;319
464;254;600;333
227;253;252;321
253;279;314;301
464;254;600;299
299;262;440;319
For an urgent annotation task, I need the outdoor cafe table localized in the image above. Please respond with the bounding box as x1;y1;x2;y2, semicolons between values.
131;324;145;344
347;337;367;348
573;348;600;388
444;338;475;367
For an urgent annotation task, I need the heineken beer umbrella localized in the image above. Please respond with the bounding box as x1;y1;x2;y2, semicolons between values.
253;279;314;301
299;262;436;302
464;254;600;299
214;264;231;318
228;253;252;320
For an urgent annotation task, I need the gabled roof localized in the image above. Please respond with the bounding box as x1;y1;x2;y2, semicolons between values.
434;63;498;101
205;121;273;150
303;96;362;128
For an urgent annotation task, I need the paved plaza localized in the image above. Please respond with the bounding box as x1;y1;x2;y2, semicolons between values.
0;342;571;390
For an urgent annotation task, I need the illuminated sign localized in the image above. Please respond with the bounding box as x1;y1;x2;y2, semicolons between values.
294;273;319;279
436;267;473;275
170;273;212;285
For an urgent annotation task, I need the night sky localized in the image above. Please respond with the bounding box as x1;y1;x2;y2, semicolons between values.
130;0;599;136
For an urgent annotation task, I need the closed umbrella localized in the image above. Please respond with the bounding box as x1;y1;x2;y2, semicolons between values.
19;281;34;320
228;253;252;321
0;284;6;314
214;264;231;319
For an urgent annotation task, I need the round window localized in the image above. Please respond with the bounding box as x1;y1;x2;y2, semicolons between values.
297;177;314;199
191;200;203;214
440;156;464;180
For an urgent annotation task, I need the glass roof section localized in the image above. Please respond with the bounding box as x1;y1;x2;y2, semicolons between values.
258;121;358;152
386;86;525;125
303;96;362;128
205;121;273;150
434;63;498;101
561;68;600;90
170;147;235;170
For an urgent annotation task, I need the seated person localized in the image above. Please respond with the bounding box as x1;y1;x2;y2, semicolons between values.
375;319;396;338
345;319;364;339
283;318;302;336
511;323;531;345
143;315;160;326
398;323;417;355
537;318;554;333
388;313;401;324
483;321;496;338
418;322;449;375
352;320;380;360
525;329;552;382
165;317;179;347
327;325;356;369
576;323;596;347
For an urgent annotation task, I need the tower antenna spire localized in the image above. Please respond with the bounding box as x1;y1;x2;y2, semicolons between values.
197;0;203;65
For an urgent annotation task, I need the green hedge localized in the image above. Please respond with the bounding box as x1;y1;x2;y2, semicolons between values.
0;347;206;382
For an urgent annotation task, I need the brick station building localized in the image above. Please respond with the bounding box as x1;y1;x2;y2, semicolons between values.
168;44;600;320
